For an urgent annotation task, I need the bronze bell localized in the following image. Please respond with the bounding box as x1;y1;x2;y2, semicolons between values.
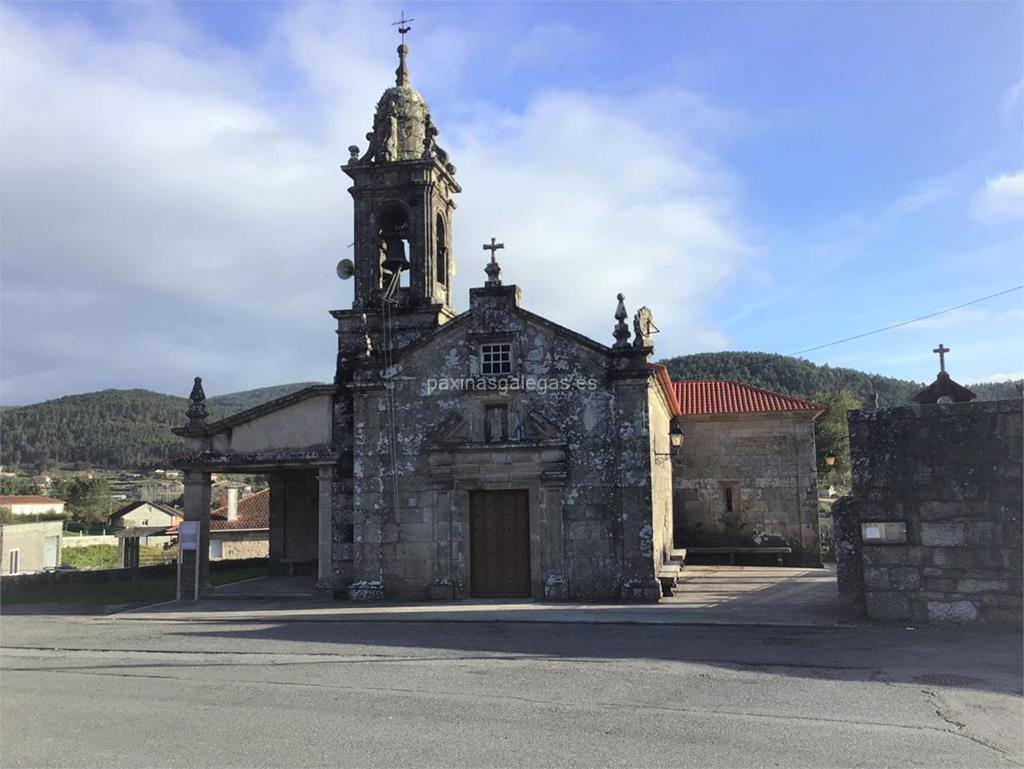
381;235;410;273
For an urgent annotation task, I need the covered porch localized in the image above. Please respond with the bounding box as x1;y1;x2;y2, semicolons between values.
172;381;337;599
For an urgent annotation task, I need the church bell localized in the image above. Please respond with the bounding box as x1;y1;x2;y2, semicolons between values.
381;235;410;273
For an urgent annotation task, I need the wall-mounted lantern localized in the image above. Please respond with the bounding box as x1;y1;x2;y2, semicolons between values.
824;450;837;467
669;422;685;450
655;422;686;463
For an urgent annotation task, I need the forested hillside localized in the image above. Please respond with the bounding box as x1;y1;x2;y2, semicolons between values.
660;352;1020;405
1;353;1018;471
0;383;319;469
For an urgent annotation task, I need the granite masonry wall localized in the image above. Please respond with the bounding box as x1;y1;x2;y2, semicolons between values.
835;399;1022;628
672;413;821;566
341;285;667;601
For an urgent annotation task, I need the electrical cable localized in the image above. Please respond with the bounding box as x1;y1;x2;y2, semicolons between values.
790;285;1024;356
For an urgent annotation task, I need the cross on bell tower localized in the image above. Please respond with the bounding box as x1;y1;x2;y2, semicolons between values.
392;11;414;42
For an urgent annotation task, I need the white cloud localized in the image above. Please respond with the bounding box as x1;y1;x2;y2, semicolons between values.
0;4;748;404
972;170;1024;220
889;179;955;214
1002;77;1024;121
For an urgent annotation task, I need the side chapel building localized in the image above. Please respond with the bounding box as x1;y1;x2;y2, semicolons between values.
174;40;821;601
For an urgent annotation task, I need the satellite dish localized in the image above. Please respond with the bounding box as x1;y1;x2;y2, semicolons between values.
336;258;354;280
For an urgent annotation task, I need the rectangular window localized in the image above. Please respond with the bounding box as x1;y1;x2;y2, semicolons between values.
9;549;19;575
480;343;512;375
209;539;223;560
485;405;509;442
722;484;740;514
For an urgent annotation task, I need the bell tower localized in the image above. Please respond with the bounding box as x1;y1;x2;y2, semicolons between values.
341;40;460;314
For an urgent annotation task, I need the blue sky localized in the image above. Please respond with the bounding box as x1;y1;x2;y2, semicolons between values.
1;1;1022;404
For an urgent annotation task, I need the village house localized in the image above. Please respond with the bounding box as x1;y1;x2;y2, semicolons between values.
208;488;269;561
109;500;182;530
0;495;66;517
0;519;62;575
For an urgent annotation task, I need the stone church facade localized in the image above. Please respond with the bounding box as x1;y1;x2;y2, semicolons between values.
174;42;683;602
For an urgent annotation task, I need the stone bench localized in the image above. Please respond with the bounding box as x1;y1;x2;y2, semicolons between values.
685;546;793;567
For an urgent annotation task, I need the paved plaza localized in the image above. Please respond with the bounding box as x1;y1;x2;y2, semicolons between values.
2;567;1021;768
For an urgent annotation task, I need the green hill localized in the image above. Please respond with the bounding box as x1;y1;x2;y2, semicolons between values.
1;353;1018;471
659;352;1020;406
0;383;320;469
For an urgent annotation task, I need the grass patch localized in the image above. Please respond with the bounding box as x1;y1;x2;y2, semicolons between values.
1;565;268;605
61;544;174;570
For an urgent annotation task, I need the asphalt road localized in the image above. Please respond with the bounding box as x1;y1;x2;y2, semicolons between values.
1;610;1021;768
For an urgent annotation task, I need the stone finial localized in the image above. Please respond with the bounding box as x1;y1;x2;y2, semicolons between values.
632;306;658;349
422;114;438;158
484;260;501;286
348;145;360;162
186;376;208;426
613;293;632;349
395;43;410;87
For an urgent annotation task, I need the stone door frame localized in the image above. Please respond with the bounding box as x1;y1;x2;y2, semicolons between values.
427;443;568;601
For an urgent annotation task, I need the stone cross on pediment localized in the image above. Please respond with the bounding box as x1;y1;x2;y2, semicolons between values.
933;343;950;374
483;237;505;286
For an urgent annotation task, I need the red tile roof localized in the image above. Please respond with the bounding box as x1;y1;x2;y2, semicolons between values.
0;495;65;506
210;489;269;531
672;380;824;417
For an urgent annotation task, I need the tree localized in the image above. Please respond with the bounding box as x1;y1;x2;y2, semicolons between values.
0;476;41;496
65;477;113;524
812;389;862;493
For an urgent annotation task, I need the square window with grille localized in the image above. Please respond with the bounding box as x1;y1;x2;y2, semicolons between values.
480;343;512;375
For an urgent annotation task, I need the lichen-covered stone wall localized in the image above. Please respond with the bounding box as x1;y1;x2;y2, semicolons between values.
835;399;1022;628
672;413;821;566
340;285;665;601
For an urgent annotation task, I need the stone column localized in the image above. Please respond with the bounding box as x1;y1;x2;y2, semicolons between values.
316;464;335;597
612;358;662;602
268;472;286;575
181;470;212;598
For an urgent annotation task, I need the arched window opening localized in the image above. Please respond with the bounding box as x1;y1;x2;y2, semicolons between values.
377;204;410;289
436;214;448;286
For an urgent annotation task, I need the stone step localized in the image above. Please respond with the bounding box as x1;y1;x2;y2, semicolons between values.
657;563;681;583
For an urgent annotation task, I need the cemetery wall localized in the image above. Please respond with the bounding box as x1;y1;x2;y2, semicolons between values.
835;399;1022;628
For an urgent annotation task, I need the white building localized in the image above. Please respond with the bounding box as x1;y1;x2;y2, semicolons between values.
0;495;66;517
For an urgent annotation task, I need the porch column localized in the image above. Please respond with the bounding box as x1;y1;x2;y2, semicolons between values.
268;473;286;574
316;464;335;596
181;470;212;598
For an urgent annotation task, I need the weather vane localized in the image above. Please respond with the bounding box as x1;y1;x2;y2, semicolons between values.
392;11;414;43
